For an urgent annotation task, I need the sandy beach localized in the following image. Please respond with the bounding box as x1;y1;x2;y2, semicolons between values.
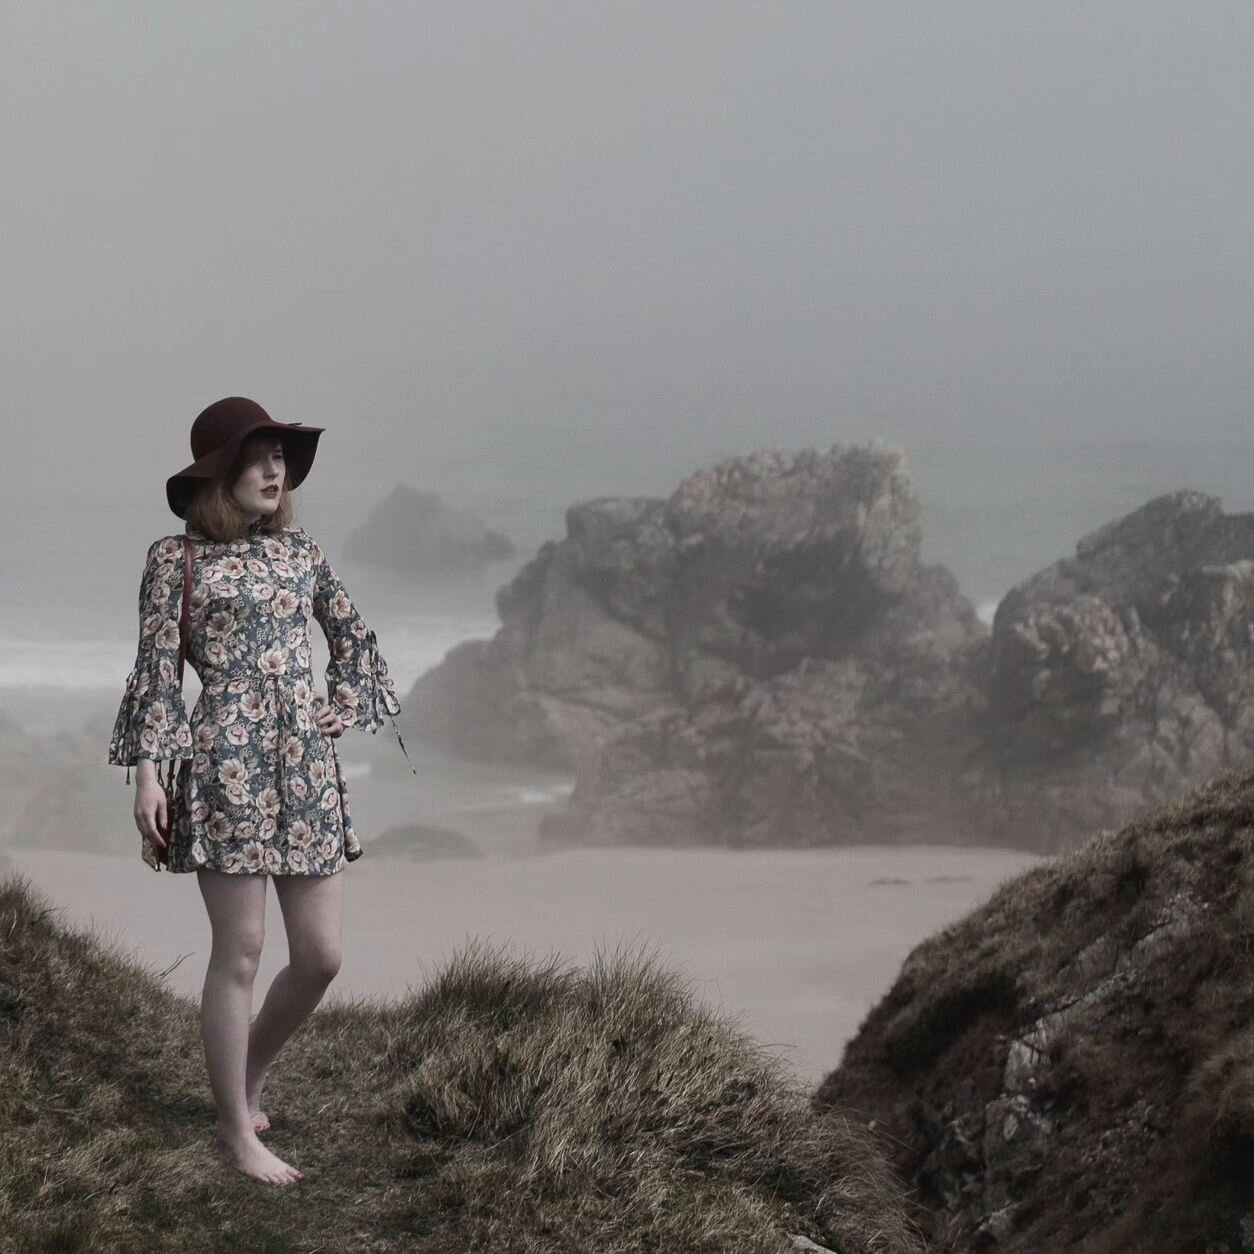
0;841;1041;1090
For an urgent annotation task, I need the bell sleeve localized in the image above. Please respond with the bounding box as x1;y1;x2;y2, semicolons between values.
108;537;193;775
310;538;404;736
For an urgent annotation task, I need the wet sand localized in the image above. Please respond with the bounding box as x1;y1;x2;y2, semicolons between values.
1;842;1042;1089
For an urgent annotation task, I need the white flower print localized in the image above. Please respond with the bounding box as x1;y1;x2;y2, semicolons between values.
241;842;264;872
191;800;210;823
287;819;312;849
289;775;308;801
219;758;249;786
207;812;232;842
247;558;268;577
320;786;339;811
288;849;309;872
263;847;283;874
259;648;286;676
256;787;281;817
293;678;312;706
208;610;238;639
252;581;275;600
215;704;239;727
309;759;327;788
219;557;245;579
145;702;169;731
235;820;257;843
240;691;267;722
330;590;352;620
273;589;299;619
259;816;277;840
283;736;304;767
225;723;250;747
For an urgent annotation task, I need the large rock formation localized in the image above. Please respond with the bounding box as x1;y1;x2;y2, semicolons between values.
812;760;1254;1253
343;484;516;575
410;444;993;845
967;489;1254;849
405;446;1254;852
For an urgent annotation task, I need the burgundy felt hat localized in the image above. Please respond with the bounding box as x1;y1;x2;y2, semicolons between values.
166;397;324;518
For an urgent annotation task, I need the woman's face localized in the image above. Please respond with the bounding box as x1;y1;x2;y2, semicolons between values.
230;436;286;519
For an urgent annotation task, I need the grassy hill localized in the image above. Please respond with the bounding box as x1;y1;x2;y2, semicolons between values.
0;873;920;1253
814;761;1254;1252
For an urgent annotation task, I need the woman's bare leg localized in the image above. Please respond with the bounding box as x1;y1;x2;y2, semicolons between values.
197;868;303;1185
245;868;344;1129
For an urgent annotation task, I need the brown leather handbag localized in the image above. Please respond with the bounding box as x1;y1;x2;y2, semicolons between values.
146;535;193;871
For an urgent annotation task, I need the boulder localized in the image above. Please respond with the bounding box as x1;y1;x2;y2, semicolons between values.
369;822;481;860
343;484;516;575
969;490;1254;849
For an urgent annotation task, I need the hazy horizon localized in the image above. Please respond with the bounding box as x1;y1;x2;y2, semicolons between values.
3;0;1250;517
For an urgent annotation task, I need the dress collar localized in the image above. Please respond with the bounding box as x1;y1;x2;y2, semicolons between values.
184;519;268;542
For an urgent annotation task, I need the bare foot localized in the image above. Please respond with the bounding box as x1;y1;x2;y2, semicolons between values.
250;1107;270;1133
215;1128;303;1185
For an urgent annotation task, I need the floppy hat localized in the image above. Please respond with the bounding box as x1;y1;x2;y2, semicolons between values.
166;397;325;518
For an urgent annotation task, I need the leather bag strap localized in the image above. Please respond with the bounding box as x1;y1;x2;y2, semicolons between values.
178;535;192;684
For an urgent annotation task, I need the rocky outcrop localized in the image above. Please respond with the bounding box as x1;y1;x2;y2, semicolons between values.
409;444;993;845
370;822;481;860
812;761;1254;1253
405;445;1254;852
966;489;1254;849
343;484;516;575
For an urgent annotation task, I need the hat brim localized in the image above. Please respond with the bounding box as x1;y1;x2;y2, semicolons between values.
166;419;324;518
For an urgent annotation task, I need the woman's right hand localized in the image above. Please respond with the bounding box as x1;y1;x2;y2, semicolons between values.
133;762;169;852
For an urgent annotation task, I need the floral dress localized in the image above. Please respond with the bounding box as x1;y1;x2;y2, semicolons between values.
109;520;411;875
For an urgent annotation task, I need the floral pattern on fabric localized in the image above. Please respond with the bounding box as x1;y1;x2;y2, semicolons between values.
108;523;403;875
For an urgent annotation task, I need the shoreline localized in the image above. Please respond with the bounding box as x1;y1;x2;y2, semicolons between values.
1;841;1042;1090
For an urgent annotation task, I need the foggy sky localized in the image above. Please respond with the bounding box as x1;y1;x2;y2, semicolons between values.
2;0;1250;510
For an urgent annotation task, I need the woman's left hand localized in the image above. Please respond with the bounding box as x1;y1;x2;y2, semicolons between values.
313;696;345;738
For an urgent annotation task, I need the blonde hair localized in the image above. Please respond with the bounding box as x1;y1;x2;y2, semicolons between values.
183;438;297;541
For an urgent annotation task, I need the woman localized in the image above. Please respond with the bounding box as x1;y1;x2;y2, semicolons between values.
108;397;412;1187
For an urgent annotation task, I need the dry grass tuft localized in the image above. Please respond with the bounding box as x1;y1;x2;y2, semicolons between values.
0;878;920;1253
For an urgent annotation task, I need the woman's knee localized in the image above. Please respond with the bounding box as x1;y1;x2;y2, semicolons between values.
208;929;266;980
293;944;341;985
